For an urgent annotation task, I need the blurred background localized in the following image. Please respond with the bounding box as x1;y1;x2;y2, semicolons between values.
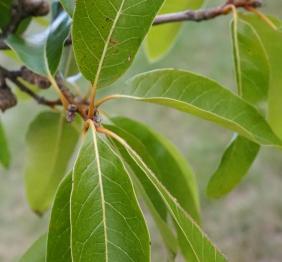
0;0;282;261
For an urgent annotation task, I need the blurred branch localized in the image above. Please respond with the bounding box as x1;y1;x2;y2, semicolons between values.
153;0;262;25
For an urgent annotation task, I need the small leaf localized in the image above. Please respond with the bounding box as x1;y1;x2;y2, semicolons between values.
207;136;259;198
112;134;227;261
25;111;79;213
0;0;13;29
19;234;47;262
240;14;282;139
118;69;281;146
71;126;150;261
0;121;10;169
145;0;203;61
72;0;165;87
47;173;72;262
5;8;71;76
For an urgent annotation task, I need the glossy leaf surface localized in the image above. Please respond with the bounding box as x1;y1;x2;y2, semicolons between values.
25;112;79;213
119;69;281;146
72;0;165;86
71;127;150;262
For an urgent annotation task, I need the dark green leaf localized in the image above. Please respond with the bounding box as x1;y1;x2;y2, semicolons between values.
145;0;203;61
112;134;227;261
240;14;282;139
118;69;281;146
0;121;10;169
0;0;13;29
108;116;200;221
5;10;71;76
47;173;72;262
72;0;165;87
71;126;150;261
19;234;47;262
25;112;79;214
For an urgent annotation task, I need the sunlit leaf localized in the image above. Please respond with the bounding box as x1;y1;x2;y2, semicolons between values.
240;14;282;139
110;133;227;261
71;126;150;262
116;69;281;146
0;121;10;169
19;234;47;262
145;0;203;61
72;0;165;87
47;173;72;262
25;112;79;214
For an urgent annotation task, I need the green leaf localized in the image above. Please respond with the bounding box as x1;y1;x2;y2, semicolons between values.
206;17;270;198
145;0;203;61
207;136;259;198
111;134;227;261
47;173;72;262
240;14;282;139
104;123;178;255
72;0;165;87
59;0;75;17
5;9;71;76
108;116;200;221
0;121;10;169
24;112;79;214
19;234;47;262
0;0;12;29
71;126;150;262
117;69;281;146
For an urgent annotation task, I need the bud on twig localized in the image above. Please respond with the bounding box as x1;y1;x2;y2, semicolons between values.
21;0;50;17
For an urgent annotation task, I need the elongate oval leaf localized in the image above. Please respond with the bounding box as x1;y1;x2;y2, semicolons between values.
110;134;227;261
207;17;269;198
240;14;282;139
25;112;79;214
108;116;200;221
0;121;10;169
145;0;203;61
71;127;150;262
117;69;281;146
47;173;72;262
72;0;165;87
19;234;47;262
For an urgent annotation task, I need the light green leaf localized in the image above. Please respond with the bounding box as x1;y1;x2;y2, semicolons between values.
0;121;10;169
72;0;165;87
116;69;281;146
108;116;200;221
19;234;47;262
207;136;259;198
25;111;79;214
240;14;282;139
5;9;71;76
231;18;270;104
47;173;72;262
59;0;75;17
111;133;227;261
145;0;203;61
206;17;270;198
71;126;150;262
